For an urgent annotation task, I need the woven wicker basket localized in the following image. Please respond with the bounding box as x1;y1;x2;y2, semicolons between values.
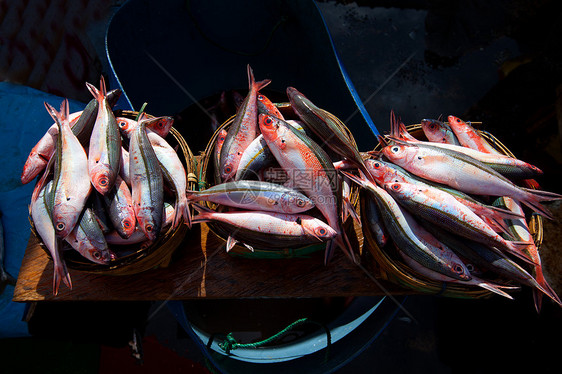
31;110;197;275
361;123;543;298
197;104;362;259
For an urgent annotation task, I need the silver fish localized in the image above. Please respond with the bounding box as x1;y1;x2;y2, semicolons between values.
129;114;164;241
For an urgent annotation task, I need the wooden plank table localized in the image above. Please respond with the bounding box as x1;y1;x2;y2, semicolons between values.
13;223;404;302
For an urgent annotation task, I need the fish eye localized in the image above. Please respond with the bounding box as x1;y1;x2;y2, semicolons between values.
56;222;65;231
99;176;109;186
123;220;132;229
145;224;153;232
391;146;400;153
224;165;232;174
93;251;101;259
454;264;464;274
373;162;380;168
258;95;264;100
296;199;305;207
265;117;273;125
392;184;400;190
317;227;327;236
119;121;127;128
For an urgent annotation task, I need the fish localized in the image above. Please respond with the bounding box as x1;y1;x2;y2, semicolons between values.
191;207;337;252
186;180;314;214
447;115;498;154
287;87;375;183
494;196;562;310
383;182;536;265
395;245;516;299
213;129;228;184
21;89;121;185
30;180;71;295
0;210;16;294
87;76;122;195
105;202;175;245
341;171;471;280
364;157;524;234
420;119;461;145
129;114;164;241
117;115;174;140
257;93;284;119
103;175;136;238
64;207;116;265
362;192;388;248
45;100;92;239
220;65;271;182
235;120;305;181
421;220;556;303
148;130;190;228
119;147;131;186
259;113;354;263
392;115;543;180
381;139;562;219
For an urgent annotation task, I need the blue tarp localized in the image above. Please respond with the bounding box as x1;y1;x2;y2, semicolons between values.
0;82;86;338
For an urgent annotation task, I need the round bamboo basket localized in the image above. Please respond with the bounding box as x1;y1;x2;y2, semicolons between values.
31;110;197;275
361;123;543;298
198;104;362;259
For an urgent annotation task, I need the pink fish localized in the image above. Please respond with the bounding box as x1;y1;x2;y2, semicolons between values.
382;140;562;219
219;65;271;182
45;100;92;239
86;76;122;195
259;114;354;263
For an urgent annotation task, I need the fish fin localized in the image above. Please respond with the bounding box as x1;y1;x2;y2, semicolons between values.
226;236;238;252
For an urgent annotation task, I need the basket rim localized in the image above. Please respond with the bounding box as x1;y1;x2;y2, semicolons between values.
198;104;362;257
360;123;543;298
30;110;195;275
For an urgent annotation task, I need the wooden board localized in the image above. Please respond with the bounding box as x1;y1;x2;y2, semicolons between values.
13;223;405;302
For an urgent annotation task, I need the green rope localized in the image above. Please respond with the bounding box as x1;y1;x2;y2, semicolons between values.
210;317;332;362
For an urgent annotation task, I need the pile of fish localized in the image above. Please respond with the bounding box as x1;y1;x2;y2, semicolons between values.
23;77;190;295
345;112;562;310
187;65;366;260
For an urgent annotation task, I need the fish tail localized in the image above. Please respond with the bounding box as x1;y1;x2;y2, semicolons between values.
519;187;562;220
190;203;213;224
247;64;271;92
183;201;192;229
86;76;106;103
533;267;562;309
326;229;357;265
504;240;540;265
471;277;516;300
52;255;72;296
343;194;361;226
